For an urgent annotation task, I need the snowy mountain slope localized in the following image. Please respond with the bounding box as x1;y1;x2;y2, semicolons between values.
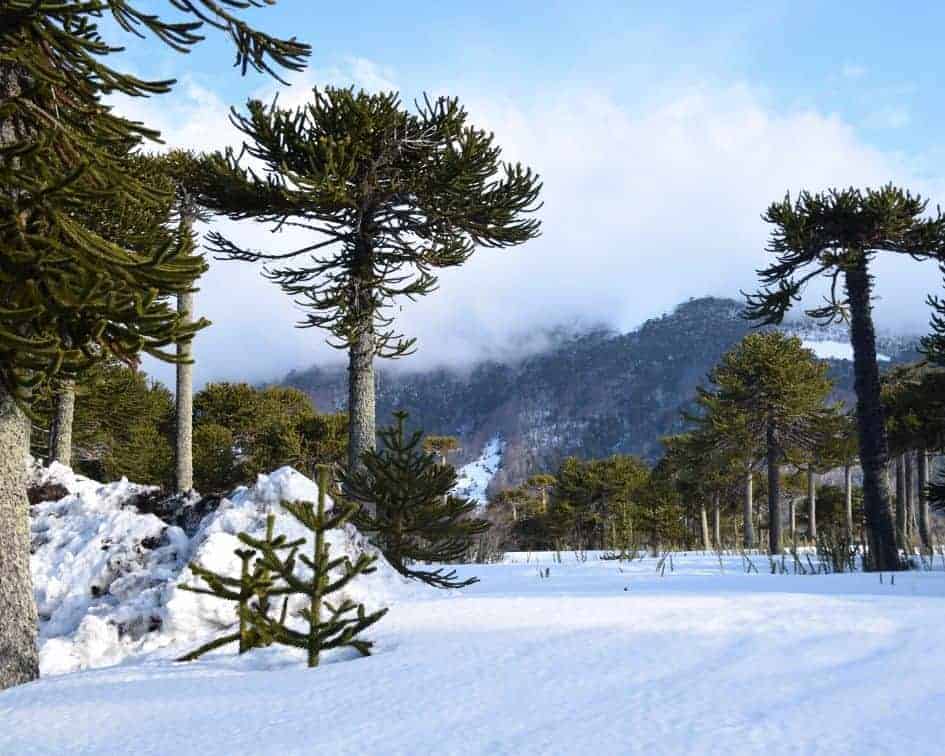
28;463;425;677
4;552;945;755
284;297;922;491
452;436;504;505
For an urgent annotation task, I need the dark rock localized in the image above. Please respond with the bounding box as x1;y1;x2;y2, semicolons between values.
28;481;69;507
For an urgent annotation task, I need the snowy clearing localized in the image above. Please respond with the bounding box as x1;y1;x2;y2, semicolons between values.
4;547;945;755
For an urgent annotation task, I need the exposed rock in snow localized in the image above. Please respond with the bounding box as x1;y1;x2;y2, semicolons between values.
28;463;426;676
453;437;504;505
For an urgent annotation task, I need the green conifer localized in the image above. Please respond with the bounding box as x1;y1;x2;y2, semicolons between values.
744;186;945;569
341;412;490;588
241;466;387;667
188;87;542;479
177;516;300;662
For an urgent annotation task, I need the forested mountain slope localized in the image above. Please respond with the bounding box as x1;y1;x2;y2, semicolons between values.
281;297;919;494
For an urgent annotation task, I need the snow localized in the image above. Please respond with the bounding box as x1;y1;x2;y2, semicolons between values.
801;339;891;362
453;436;504;505
6;548;945;755
27;462;425;678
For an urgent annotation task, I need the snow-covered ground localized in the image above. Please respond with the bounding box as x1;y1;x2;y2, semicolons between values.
801;338;891;362
4;543;945;755
26;462;425;677
453;436;504;505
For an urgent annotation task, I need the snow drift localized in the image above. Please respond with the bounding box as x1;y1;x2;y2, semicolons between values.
28;461;425;676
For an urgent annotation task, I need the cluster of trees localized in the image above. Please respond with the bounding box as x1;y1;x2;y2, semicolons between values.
31;364;347;494
2;1;541;689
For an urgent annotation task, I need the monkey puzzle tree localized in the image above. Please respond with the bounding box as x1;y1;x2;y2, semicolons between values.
0;1;307;689
700;333;831;555
192;88;542;478
745;186;945;569
341;411;490;588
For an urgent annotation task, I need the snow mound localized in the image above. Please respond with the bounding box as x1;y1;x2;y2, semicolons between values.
453;436;504;505
29;464;425;676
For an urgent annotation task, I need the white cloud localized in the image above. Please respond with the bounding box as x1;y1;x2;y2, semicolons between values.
119;66;943;388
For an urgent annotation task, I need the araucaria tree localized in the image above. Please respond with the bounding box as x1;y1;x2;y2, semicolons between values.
745;186;945;570
341;411;490;588
0;1;307;690
699;333;831;555
194;88;542;477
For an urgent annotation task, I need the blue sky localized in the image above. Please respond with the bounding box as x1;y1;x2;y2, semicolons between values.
115;2;945;385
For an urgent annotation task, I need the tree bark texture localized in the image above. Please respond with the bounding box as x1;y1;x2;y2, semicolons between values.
175;289;195;493
807;467;817;542
844;261;899;570
917;450;931;549
895;456;906;550
743;470;754;549
0;383;40;689
699;500;711;551
347;325;376;513
767;425;782;555
48;380;75;467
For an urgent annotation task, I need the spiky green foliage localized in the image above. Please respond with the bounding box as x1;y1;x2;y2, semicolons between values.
2;0;306;401
194;87;541;357
695;333;832;553
177;515;301;662
744;186;945;569
240;466;387;667
921;265;945;366
341;412;490;588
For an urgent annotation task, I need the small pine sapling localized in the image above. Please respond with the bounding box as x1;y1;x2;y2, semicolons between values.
177;517;300;661
242;466;387;668
341;412;491;588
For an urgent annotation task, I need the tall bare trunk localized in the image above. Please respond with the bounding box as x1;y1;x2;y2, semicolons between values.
174;201;197;494
844;261;899;570
174;289;195;493
918;450;931;549
0;384;40;689
895;455;906;549
347;324;375;500
743;469;754;549
789;497;796;542
767;424;782;555
48;379;75;467
712;493;721;549
807;466;817;542
699;499;711;551
0;60;40;689
904;451;915;541
844;464;854;538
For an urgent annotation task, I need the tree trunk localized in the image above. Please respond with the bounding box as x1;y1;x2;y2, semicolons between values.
789;497;796;542
844;464;854;538
895;455;906;550
0;60;40;689
699;499;711;551
904;451;915;541
918;450;931;549
347;325;376;480
174;199;196;493
807;466;817;542
767;425;782;555
743;469;754;549
0;384;40;689
844;261;899;570
712;493;721;549
174;291;195;492
48;380;75;467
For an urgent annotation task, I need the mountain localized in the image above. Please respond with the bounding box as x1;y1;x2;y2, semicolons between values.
280;297;921;498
